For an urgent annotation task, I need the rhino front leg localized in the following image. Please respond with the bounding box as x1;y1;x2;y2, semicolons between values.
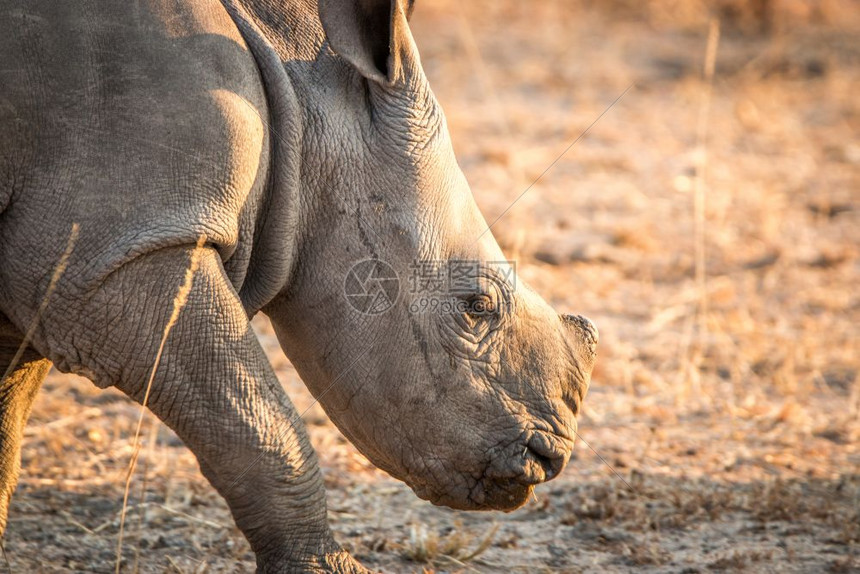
40;246;366;573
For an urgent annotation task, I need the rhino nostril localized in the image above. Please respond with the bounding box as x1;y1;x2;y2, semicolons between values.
524;444;565;481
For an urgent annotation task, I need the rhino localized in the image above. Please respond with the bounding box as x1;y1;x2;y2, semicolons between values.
0;0;597;571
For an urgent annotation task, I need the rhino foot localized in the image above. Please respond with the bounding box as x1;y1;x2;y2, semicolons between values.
258;550;371;574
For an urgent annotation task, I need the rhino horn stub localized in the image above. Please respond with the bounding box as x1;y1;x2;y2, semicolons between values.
561;314;599;354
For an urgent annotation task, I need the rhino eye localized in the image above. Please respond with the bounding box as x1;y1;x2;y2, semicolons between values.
461;294;496;320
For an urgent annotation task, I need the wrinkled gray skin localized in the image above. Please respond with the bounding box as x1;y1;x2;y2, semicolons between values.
0;0;597;571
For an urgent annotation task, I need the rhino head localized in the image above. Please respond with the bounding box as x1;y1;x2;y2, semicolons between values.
265;0;597;511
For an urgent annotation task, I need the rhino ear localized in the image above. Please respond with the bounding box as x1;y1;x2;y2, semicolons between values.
318;0;417;84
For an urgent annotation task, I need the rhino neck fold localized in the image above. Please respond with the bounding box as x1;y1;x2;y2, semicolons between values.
221;0;326;314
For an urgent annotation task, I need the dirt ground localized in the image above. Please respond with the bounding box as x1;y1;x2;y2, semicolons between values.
5;0;859;572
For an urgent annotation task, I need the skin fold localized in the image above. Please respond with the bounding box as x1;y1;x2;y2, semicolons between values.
0;0;597;571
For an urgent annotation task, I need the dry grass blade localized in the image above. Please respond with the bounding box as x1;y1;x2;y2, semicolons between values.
693;18;720;341
132;419;161;573
0;223;78;573
401;521;499;566
676;19;721;407
153;504;227;530
0;223;79;387
165;555;184;574
456;523;499;562
115;236;207;574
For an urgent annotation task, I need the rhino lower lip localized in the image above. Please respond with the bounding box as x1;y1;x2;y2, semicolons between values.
453;476;534;511
412;467;537;511
481;479;533;510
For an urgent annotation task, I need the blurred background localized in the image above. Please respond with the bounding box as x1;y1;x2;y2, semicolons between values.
8;0;859;571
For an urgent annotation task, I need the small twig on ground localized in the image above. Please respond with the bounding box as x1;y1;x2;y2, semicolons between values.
94;501;228;535
154;504;228;530
61;511;96;535
165;555;185;574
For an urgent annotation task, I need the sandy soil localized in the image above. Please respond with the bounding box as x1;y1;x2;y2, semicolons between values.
5;1;859;572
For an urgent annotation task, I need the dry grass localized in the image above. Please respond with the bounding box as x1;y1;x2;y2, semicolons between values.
561;473;860;537
397;521;498;567
4;0;859;572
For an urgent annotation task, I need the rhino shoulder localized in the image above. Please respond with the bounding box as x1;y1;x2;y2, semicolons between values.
0;0;274;293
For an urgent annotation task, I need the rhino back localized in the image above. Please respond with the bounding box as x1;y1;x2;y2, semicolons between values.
0;0;271;322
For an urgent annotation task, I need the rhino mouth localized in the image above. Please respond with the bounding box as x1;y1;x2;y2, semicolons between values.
410;429;573;511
